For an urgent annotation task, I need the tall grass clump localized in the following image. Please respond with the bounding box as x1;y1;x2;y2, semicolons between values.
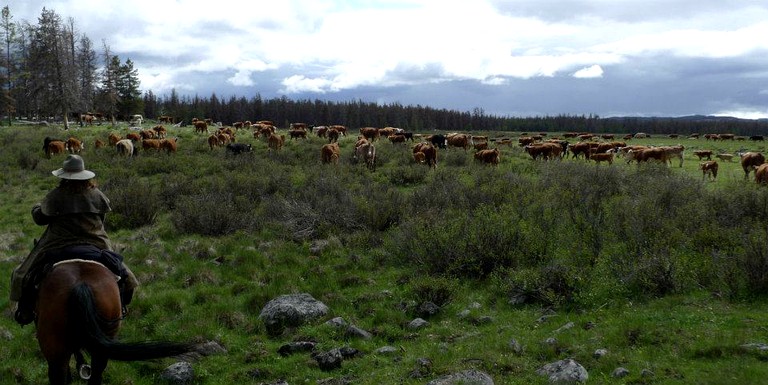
101;170;162;230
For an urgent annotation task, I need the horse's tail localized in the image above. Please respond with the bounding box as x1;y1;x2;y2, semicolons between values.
69;283;196;361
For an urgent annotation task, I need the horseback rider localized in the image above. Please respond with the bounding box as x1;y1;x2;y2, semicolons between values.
9;154;139;326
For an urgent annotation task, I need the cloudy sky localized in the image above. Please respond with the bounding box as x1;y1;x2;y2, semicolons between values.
11;1;768;119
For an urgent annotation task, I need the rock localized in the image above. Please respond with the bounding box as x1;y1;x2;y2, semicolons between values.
375;346;399;355
160;362;194;385
457;309;471;319
641;369;655;378
426;369;494;385
418;301;441;317
742;342;768;352
325;316;347;328
278;341;316;356
508;338;524;355
258;293;329;335
309;239;330;254
536;359;588;384
554;322;575;333
612;367;630;378
195;340;227;356
346;324;373;339
475;315;493;325
408;318;429;329
313;348;343;371
593;348;608;358
408;357;433;379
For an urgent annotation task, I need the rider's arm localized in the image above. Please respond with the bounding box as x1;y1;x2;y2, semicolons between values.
31;203;51;225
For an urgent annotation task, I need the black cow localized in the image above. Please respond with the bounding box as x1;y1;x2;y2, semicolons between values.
226;143;252;155
750;135;764;141
430;134;447;149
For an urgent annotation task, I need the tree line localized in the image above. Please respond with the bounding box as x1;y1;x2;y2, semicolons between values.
0;6;141;128
3;6;768;135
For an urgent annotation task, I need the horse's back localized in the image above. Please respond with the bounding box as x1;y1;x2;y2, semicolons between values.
36;261;122;357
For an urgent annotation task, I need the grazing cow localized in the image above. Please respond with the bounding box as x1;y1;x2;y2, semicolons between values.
126;133;141;144
693;150;713;161
208;134;220;150
141;139;163;152
321;142;341;164
474;148;500;166
139;130;156;140
413;142;437;168
108;133;122;146
447;133;472;150
268;133;285;151
94;139;105;149
719;133;735;141
79;113;94;126
328;128;340;143
66;137;83;154
160;138;178;153
661;145;685;167
700;161;718;181
634;132;648;138
689;133;700;139
290;122;308;130
115;139;135;157
750;135;764;141
158;115;173;124
601;134;615;140
194;120;208;133
715;153;734;162
518;136;536;147
378;127;397;138
152;125;168;139
388;134;406;144
631;147;669;164
568;142;591;159
589;152;615;165
330;125;347;136
524;142;561;160
741;152;766;180
755;163;768;184
359;127;379;141
44;137;67;159
289;128;307;140
314;126;329;138
355;141;376;171
473;141;489;151
226;143;252;155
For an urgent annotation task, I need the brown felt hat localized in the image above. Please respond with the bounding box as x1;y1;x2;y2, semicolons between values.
51;155;96;180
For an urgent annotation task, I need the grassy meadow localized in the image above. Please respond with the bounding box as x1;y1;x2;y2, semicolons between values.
2;122;768;384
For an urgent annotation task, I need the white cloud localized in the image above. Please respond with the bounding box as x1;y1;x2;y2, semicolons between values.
228;70;255;87
573;65;604;78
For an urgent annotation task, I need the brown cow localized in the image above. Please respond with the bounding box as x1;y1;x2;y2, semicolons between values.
473;141;489;151
108;133;122;146
139;130;156;140
321;142;340;164
446;133;471;150
126;132;141;142
413;142;437;168
693;150;713;161
161;138;178;153
194;120;208;133
755;163;768;184
141;139;163;151
359;127;379;141
474;148;500;166
268;133;285;151
158;115;173;124
631;147;668;164
388;134;406;144
741;152;766;180
329;125;347;136
661;145;685;167
589;152;614;165
524;142;561;160
94;139;105;149
700;161;718;181
66;137;83;154
208;134;220;150
152;125;167;139
289;128;307;140
569;142;592;159
44;138;67;159
328;128;340;143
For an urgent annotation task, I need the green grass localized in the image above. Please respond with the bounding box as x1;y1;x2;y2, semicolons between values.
2;123;768;384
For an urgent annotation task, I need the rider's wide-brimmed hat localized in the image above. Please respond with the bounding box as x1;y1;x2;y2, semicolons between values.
51;154;96;180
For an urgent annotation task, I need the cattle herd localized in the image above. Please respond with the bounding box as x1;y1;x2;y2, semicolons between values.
40;121;768;184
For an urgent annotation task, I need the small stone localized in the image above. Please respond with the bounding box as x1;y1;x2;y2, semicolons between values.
612;367;629;378
593;348;608;359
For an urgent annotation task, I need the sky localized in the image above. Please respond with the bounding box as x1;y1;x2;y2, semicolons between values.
10;0;768;119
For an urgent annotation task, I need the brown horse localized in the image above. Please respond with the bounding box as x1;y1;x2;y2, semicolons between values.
36;259;196;385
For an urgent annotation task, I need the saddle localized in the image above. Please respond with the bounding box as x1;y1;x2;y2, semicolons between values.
26;244;126;292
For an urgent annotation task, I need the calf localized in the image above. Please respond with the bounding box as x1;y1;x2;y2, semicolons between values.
44;138;67;159
693;150;713;161
589;152;614;165
700;161;718;181
474;148;500;166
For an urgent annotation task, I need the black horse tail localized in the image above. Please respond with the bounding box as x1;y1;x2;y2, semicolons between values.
68;283;197;361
